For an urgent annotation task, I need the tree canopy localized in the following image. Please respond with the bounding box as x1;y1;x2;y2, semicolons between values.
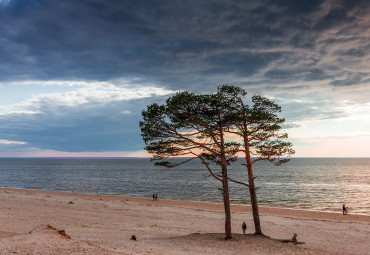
140;85;294;237
217;85;295;235
140;91;235;239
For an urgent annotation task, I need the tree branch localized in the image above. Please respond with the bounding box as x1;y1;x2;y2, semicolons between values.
197;154;223;182
155;157;198;168
227;177;249;187
251;157;270;165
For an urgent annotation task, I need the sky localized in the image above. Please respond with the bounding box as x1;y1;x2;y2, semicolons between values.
0;0;369;158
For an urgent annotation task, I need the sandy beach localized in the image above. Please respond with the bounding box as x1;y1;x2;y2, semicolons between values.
0;188;369;255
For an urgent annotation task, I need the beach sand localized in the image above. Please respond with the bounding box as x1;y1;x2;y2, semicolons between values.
0;188;369;254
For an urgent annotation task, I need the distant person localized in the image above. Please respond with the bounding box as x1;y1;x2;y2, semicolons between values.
242;221;247;234
343;204;348;215
155;193;158;200
153;194;155;201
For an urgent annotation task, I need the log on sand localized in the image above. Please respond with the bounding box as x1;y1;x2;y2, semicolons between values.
274;233;305;245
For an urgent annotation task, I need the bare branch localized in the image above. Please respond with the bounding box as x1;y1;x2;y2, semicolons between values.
197;154;223;182
251;157;270;165
156;157;198;168
228;177;249;187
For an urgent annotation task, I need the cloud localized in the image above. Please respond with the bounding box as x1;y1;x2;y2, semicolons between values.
0;0;369;156
0;146;150;157
291;134;370;157
0;139;27;145
0;0;11;5
0;96;158;152
268;92;351;123
0;79;174;152
0;79;176;115
281;123;303;129
0;0;368;93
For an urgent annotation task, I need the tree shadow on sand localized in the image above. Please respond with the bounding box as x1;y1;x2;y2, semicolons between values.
152;233;315;255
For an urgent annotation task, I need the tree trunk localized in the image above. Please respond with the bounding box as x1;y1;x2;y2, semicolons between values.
243;132;263;235
218;113;232;240
247;164;263;235
221;155;232;239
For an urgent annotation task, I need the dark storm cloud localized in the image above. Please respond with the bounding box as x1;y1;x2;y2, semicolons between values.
203;52;282;77
1;0;370;154
0;0;368;89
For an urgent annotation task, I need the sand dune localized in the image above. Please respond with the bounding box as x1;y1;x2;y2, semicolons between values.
0;224;126;254
0;188;368;254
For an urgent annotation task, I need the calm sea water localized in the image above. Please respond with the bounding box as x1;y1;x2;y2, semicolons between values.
0;158;369;216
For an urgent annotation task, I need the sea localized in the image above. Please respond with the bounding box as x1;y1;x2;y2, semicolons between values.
0;158;369;216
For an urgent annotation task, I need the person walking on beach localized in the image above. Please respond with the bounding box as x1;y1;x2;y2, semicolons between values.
343;204;348;215
242;221;247;234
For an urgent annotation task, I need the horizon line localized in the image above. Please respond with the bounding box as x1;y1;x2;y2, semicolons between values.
1;156;370;159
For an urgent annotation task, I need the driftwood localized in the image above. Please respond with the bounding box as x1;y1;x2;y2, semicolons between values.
274;233;305;245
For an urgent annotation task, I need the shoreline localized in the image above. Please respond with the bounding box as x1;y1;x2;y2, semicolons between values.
1;187;368;223
1;188;369;254
1;187;369;220
1;157;368;217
